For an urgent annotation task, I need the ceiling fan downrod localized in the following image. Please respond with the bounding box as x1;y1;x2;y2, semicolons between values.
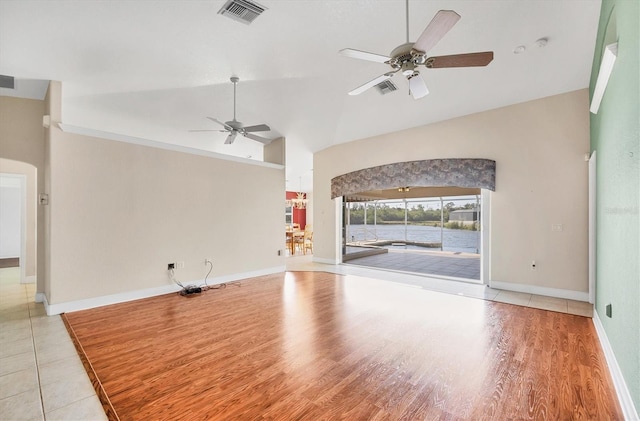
405;0;409;44
230;76;239;122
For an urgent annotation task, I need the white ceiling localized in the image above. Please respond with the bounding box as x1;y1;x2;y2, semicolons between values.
0;0;601;192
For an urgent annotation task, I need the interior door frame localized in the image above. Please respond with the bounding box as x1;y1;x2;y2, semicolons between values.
588;151;596;304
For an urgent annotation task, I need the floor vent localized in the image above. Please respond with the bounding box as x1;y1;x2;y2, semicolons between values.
218;0;267;25
375;79;398;95
0;75;15;89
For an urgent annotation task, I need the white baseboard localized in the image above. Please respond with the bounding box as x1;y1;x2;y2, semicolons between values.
592;310;639;421
312;257;338;265
489;281;589;302
44;266;285;316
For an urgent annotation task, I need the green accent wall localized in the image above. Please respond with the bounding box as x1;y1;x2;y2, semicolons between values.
590;0;639;411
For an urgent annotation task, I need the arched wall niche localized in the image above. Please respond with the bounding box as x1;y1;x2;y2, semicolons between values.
330;158;496;199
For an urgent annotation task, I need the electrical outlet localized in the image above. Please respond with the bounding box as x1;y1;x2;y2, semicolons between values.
531;260;536;270
177;261;185;269
167;263;175;270
277;250;282;256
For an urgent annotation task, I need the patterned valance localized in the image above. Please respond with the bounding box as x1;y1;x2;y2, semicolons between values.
331;159;496;199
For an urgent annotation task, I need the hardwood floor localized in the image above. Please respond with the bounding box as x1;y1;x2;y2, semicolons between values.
62;271;623;420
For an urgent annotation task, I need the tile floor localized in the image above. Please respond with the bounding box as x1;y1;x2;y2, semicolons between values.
0;257;593;420
0;267;107;421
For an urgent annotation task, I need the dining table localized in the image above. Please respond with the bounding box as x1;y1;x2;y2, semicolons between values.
285;229;304;254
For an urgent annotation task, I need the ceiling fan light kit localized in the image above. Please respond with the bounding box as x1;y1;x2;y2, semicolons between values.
339;2;494;100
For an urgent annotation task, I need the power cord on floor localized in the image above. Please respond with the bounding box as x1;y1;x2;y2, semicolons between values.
204;260;213;286
168;262;242;296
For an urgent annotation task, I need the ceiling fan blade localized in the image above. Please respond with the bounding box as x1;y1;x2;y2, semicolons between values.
224;131;238;144
243;132;273;145
206;117;233;131
426;51;494;68
339;48;390;63
408;75;429;99
413;10;461;54
348;72;395;96
242;123;271;132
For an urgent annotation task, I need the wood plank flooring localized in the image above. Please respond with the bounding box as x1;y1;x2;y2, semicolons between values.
62;271;623;420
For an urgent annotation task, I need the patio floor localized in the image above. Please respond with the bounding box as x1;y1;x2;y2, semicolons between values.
344;247;481;281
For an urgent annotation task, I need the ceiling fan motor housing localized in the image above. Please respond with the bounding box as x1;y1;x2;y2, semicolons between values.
387;42;428;74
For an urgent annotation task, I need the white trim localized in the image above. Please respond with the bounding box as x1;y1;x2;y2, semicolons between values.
312;257;338;265
335;197;343;264
489;280;589;302
481;189;491;285
44;266;285;316
19;175;26;285
592;310;639;420
588;151;597;304
57;124;285;170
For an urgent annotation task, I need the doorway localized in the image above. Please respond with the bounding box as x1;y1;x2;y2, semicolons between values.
342;193;484;282
0;173;26;282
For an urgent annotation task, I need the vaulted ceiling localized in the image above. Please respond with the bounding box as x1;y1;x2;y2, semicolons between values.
0;0;601;192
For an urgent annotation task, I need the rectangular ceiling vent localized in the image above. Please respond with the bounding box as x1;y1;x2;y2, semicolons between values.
218;0;267;25
375;79;398;95
0;75;15;89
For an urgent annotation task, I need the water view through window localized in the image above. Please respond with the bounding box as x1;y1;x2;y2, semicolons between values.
345;196;481;254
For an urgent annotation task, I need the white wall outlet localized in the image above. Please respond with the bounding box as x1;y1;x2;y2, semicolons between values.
551;223;564;231
176;261;185;269
277;250;282;256
531;260;536;270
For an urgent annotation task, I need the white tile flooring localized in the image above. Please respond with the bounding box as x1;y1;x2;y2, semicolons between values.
0;267;107;421
0;259;593;420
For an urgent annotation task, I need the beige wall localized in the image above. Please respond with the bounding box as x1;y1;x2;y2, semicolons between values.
314;89;590;294
0;96;45;291
0;159;37;278
45;91;285;306
47;130;284;304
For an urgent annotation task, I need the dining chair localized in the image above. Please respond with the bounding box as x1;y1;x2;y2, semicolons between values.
303;231;313;254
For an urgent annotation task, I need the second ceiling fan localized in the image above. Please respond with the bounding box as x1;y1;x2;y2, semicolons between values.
340;2;494;99
190;76;273;145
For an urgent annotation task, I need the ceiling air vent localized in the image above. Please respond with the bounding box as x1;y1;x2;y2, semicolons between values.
375;79;398;95
0;75;15;89
218;0;267;25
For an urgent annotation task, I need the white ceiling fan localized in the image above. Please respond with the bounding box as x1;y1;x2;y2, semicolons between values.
190;76;273;144
340;1;494;99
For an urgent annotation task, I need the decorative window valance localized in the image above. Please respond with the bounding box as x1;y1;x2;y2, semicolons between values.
330;159;496;199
